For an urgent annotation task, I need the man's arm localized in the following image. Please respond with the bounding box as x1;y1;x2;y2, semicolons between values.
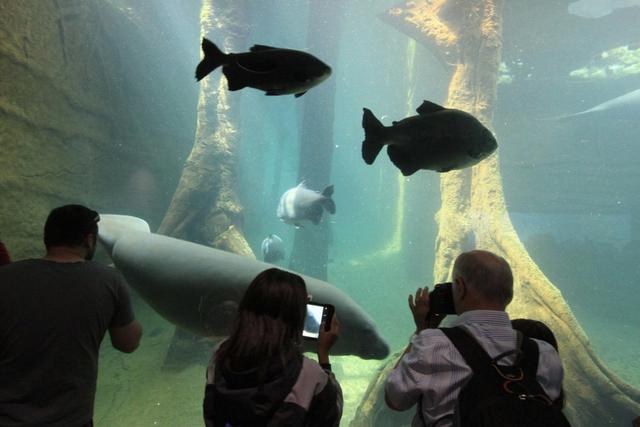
108;272;142;353
385;287;444;411
109;320;142;353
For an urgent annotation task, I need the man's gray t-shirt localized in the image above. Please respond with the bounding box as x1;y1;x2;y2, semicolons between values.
0;259;135;427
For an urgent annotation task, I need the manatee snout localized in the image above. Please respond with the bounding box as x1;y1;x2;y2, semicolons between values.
359;328;390;360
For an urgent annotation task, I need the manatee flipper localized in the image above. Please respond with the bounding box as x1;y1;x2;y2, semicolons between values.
387;145;421;176
362;108;387;164
320;185;336;214
295;91;307;98
416;100;446;115
195;38;228;81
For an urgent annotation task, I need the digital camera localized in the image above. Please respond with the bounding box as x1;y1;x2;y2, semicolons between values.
302;302;335;340
429;282;456;315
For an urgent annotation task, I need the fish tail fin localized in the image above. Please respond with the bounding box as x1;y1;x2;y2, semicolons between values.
361;108;386;164
195;38;227;81
320;185;336;214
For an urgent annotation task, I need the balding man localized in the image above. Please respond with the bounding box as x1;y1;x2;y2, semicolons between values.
384;250;565;426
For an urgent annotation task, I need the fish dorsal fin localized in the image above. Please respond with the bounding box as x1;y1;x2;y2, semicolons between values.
250;44;280;52
416;100;445;115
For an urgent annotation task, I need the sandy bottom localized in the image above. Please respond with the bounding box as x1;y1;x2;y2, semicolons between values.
94;298;639;426
577;315;640;388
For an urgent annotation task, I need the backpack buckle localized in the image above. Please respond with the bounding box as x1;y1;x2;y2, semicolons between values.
503;380;554;406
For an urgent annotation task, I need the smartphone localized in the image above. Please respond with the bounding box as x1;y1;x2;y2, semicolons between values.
429;282;456;315
303;302;335;340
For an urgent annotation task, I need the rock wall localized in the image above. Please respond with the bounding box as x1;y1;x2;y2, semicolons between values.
0;0;200;258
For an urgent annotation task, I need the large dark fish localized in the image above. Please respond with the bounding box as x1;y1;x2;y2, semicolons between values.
195;38;331;97
361;101;498;176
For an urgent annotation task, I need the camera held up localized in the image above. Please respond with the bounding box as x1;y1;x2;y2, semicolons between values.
429;282;456;315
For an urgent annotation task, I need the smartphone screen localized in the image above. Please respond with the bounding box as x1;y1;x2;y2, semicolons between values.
303;303;325;339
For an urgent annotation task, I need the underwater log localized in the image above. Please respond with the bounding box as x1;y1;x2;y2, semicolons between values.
289;0;345;280
157;0;253;259
353;1;640;425
155;0;253;369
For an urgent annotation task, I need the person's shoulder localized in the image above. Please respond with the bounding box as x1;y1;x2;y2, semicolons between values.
530;337;560;356
413;328;451;346
83;261;128;286
0;258;39;273
300;356;332;383
84;261;122;276
301;356;326;374
403;329;455;360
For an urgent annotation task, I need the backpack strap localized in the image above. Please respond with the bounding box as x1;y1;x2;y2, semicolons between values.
440;327;493;373
520;335;540;378
441;327;530;373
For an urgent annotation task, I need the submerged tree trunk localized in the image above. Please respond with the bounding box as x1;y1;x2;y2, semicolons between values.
156;0;253;369
353;1;640;425
158;0;253;258
288;0;345;280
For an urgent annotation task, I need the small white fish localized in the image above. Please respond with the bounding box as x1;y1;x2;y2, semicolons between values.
261;234;285;263
276;182;336;228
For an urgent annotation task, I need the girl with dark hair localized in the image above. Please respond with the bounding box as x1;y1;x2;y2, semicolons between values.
203;268;342;427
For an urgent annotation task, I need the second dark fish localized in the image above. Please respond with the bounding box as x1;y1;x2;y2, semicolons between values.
361;101;498;176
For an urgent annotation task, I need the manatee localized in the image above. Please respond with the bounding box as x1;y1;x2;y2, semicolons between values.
97;215;389;360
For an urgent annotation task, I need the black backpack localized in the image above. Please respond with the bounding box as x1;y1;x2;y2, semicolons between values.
440;327;572;427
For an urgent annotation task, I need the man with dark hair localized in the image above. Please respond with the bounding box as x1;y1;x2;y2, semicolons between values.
0;204;143;427
384;250;565;426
